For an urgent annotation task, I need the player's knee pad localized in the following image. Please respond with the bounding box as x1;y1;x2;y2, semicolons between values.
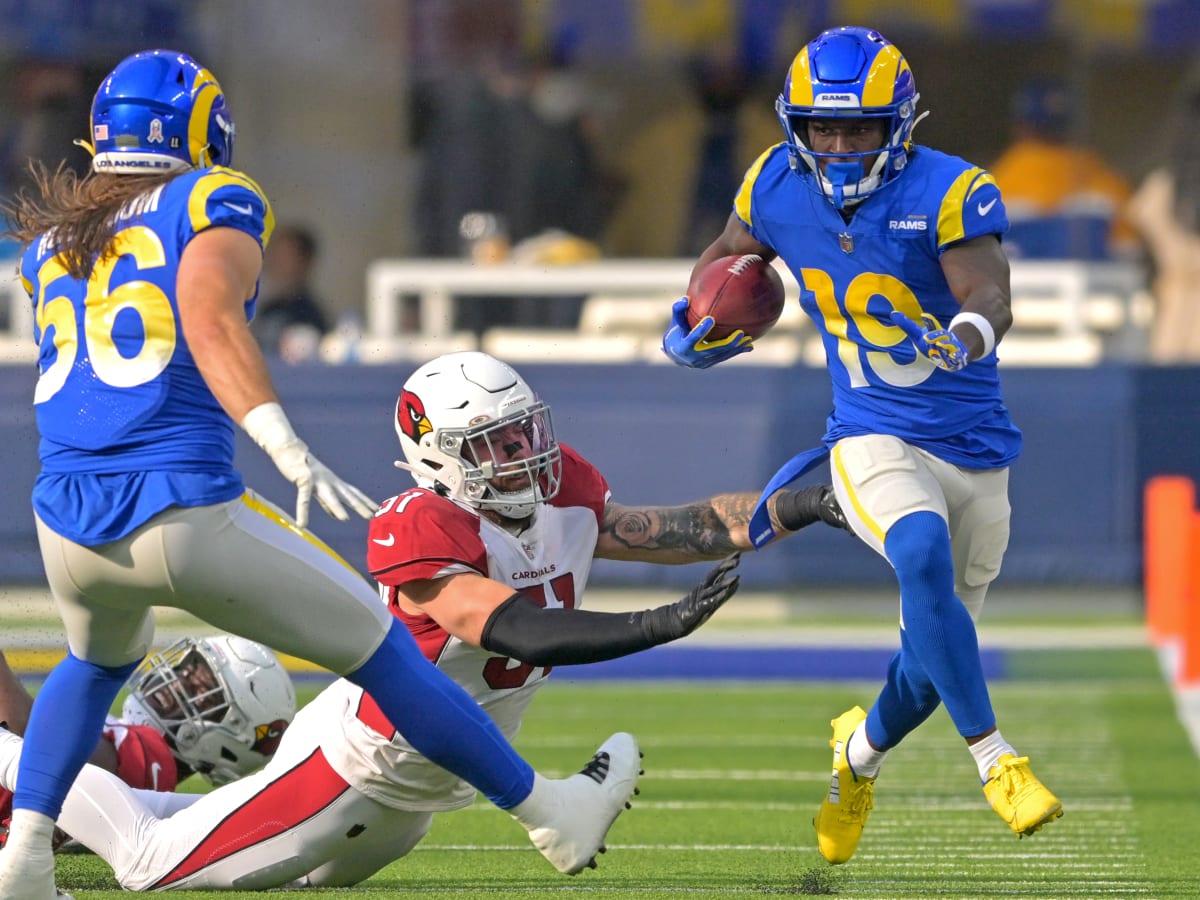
958;515;1010;589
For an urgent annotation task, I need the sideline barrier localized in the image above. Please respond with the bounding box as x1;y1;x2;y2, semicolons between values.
1144;475;1200;685
362;258;1150;366
0;363;1197;587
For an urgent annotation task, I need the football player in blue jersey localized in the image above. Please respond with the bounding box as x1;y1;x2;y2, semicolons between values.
662;26;1063;864
0;50;642;900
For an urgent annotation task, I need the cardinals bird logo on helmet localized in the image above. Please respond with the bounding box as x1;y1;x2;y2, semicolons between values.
393;352;562;520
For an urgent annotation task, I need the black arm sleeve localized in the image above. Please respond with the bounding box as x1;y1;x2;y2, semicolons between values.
479;592;657;667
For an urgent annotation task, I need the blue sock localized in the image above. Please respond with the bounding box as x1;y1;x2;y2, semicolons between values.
881;511;996;739
346;618;534;808
866;628;942;749
14;652;138;818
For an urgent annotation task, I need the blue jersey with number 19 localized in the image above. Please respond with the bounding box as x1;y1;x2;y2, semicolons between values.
735;143;1022;469
20;166;274;545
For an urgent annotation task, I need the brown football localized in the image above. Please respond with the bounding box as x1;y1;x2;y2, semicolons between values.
685;254;786;340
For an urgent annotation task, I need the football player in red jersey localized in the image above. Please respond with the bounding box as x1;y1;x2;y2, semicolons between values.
0;636;295;845
0;351;850;890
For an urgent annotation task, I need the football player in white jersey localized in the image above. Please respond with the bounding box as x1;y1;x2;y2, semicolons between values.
0;637;295;847
0;351;849;890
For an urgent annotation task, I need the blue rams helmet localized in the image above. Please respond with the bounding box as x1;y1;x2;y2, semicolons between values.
775;27;925;208
88;50;235;174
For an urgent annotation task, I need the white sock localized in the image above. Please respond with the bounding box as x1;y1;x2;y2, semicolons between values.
969;729;1016;782
3;808;57;850
508;773;552;831
845;721;888;779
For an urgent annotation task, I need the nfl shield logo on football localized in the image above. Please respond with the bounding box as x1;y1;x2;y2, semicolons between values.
839;232;855;254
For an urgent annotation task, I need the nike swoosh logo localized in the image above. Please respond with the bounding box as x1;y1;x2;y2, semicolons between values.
372;534;396;546
150;761;162;791
223;202;253;215
977;198;998;216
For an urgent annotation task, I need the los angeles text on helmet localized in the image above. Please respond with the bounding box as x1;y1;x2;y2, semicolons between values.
94;158;177;170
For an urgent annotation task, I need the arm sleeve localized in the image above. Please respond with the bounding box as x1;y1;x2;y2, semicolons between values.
480;592;658;666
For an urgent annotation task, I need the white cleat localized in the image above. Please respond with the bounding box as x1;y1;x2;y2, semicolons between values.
511;732;642;875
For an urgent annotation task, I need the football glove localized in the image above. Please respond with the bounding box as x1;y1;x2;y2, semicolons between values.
640;553;741;643
890;311;970;372
242;402;378;528
662;298;753;369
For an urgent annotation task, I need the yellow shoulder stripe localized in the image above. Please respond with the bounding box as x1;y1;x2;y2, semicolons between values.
187;168;276;244
936;168;997;247
734;144;783;228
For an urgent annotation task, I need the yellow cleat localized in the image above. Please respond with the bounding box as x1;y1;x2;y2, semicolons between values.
983;753;1063;837
813;705;875;864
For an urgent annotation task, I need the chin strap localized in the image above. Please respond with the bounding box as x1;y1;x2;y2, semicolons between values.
393;459;421;476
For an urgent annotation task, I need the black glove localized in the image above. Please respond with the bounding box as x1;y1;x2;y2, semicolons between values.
772;485;852;532
640;553;741;645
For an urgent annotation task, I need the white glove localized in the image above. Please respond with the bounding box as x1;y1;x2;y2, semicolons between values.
241;402;377;528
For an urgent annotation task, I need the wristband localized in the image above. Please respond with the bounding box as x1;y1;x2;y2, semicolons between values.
949;311;996;358
241;402;299;452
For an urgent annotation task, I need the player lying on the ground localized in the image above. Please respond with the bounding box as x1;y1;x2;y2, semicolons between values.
0;637;295;844
0;351;850;890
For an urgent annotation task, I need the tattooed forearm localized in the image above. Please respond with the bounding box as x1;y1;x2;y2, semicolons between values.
602;493;757;557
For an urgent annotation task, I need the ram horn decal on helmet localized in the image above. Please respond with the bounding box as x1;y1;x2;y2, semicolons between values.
775;26;928;208
89;49;235;175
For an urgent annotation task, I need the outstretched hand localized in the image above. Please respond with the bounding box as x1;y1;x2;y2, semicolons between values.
890;311;970;372
243;402;379;528
661;298;753;369
641;553;741;645
267;440;378;528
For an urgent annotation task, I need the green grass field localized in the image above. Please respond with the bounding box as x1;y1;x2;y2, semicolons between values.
49;646;1200;899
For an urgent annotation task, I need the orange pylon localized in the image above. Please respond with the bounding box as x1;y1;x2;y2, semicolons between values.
1144;476;1196;646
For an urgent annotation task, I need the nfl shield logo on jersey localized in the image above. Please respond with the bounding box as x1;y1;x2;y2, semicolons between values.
839;232;855;254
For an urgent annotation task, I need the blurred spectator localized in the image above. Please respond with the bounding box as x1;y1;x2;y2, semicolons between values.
0;58;89;196
1128;60;1200;363
604;44;779;258
414;51;609;259
413;49;608;331
252;224;330;363
0;58;91;330
990;78;1138;261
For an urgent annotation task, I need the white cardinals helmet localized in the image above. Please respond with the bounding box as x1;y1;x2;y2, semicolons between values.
122;636;295;786
394;351;562;520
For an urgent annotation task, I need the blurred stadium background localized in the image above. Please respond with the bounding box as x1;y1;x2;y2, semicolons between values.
1;0;1199;737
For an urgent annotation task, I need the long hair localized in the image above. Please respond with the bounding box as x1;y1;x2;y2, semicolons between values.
1;161;177;280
